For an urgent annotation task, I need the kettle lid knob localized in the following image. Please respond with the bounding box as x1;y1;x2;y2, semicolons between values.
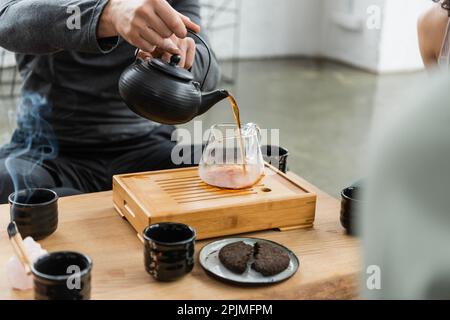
148;56;194;81
170;55;182;66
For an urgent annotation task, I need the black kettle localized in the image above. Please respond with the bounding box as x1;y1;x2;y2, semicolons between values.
119;30;229;125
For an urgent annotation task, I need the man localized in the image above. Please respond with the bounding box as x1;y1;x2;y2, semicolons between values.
0;0;220;203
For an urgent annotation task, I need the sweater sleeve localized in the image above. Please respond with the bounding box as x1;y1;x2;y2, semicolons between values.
0;0;118;54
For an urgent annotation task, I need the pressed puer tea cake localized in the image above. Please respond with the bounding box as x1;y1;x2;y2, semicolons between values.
252;242;290;276
218;241;254;274
218;241;291;276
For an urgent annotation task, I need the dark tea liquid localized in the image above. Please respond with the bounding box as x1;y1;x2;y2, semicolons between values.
199;93;265;189
227;94;247;174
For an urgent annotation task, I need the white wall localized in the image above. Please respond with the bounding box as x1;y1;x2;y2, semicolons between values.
321;0;431;72
0;0;432;73
378;0;431;72
319;0;386;72
205;0;430;73
202;0;323;59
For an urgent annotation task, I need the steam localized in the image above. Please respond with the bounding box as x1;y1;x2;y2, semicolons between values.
5;92;58;200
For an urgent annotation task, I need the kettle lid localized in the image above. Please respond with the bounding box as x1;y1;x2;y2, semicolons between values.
148;55;194;81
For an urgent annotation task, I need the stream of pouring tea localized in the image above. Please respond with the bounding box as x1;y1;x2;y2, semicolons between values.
227;94;247;174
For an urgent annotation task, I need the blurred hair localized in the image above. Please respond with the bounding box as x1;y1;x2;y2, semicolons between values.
434;0;450;13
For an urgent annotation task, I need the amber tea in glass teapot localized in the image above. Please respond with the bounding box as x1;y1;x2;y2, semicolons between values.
199;122;265;189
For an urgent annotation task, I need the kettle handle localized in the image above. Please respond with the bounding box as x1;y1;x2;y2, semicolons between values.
133;29;212;90
185;29;212;91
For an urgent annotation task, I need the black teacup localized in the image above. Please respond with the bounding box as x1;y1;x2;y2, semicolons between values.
340;183;363;236
143;222;196;282
31;251;93;300
8;188;58;240
261;145;289;173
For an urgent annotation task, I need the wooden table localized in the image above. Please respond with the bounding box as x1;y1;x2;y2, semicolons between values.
0;173;360;300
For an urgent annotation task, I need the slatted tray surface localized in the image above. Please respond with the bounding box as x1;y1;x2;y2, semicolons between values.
113;164;316;240
151;173;262;205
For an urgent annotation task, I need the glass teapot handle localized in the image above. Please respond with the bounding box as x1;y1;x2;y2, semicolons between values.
244;123;262;145
256;125;262;143
251;123;262;144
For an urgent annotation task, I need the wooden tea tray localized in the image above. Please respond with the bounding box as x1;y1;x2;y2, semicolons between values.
112;164;316;240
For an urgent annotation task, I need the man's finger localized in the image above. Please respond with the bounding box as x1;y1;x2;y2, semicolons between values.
151;47;166;59
146;12;173;38
136;50;154;61
138;26;163;47
134;37;158;55
161;52;171;64
159;37;181;55
154;1;187;38
185;38;196;69
179;14;201;33
178;40;188;68
139;27;180;55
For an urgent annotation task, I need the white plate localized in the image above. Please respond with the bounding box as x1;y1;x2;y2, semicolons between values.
199;237;299;285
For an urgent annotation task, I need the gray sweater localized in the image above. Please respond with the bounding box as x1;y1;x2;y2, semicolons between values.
0;0;220;148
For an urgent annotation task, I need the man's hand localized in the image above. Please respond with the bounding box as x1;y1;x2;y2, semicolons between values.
136;35;196;69
98;0;200;54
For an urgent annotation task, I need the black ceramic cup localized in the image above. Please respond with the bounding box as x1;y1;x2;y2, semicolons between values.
340;184;363;236
261;145;289;173
31;251;93;300
143;222;196;282
8;188;58;240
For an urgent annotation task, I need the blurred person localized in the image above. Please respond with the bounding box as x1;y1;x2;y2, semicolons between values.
362;72;450;299
418;0;450;67
0;0;220;203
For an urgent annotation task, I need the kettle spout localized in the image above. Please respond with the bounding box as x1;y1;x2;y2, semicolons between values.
199;89;229;115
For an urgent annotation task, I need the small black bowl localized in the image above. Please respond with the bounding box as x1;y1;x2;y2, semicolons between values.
340;186;362;236
261;145;289;173
31;251;93;300
143;222;196;282
8;188;58;240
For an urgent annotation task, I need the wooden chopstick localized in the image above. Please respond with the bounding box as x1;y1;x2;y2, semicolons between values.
7;222;32;275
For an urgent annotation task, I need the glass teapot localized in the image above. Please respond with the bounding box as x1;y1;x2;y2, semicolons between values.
199;123;265;189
